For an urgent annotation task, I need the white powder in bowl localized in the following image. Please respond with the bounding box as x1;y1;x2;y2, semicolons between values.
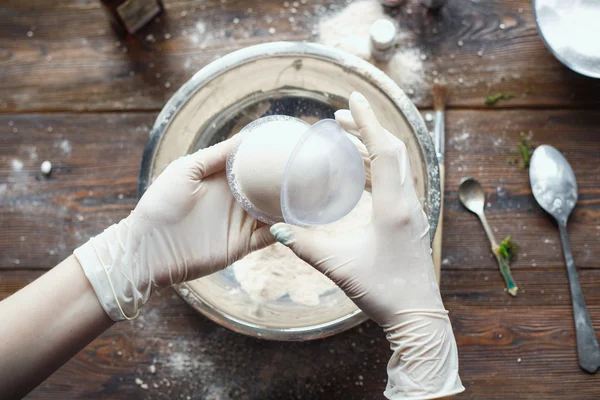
536;0;600;76
232;191;372;306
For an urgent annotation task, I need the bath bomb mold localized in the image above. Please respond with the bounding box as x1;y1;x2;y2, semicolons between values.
226;115;366;226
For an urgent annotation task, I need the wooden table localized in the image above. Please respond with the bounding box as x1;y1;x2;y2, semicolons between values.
2;0;600;398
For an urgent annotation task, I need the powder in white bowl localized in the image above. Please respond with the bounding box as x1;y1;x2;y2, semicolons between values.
536;0;600;77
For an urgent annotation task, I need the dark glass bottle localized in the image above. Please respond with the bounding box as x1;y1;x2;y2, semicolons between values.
100;0;164;35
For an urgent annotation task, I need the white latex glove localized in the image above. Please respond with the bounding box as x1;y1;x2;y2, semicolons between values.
270;92;464;400
74;136;274;321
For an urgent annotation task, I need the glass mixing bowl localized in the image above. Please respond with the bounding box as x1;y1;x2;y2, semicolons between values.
138;42;440;341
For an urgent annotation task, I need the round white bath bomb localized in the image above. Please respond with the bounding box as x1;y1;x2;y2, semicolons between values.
40;160;52;175
232;116;310;221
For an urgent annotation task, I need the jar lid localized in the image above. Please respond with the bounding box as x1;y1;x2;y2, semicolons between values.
370;19;397;51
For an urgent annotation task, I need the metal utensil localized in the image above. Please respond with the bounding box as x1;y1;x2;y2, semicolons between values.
530;145;600;373
459;178;518;296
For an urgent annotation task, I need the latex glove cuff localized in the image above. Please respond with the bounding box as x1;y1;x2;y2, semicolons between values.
74;218;143;321
383;309;465;400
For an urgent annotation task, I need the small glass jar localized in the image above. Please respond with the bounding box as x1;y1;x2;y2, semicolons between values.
370;19;397;62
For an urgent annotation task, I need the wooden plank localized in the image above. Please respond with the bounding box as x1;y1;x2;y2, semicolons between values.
2;0;600;112
1;109;599;270
1;269;599;399
0;112;155;269
441;269;600;307
438;109;600;270
0;2;598;399
0;269;40;298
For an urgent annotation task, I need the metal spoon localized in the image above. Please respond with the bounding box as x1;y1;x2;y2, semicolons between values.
458;178;518;296
530;145;600;374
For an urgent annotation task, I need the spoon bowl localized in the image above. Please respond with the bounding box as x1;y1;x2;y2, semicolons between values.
530;145;578;225
458;177;486;215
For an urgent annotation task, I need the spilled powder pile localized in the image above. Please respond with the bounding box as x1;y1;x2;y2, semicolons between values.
232;191;372;306
318;0;388;60
318;0;425;95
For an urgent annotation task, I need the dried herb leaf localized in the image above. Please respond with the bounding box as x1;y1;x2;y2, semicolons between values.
485;92;516;106
499;236;518;263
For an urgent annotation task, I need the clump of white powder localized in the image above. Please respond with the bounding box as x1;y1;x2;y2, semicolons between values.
318;0;425;93
232;191;372;306
386;47;425;92
536;0;600;76
318;0;387;59
230;116;310;223
11;159;23;172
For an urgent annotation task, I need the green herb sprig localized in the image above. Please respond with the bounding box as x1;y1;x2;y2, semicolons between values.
485;92;515;106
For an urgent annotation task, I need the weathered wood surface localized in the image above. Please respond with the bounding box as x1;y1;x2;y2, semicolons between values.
439;109;600;271
2;0;600;398
2;110;599;271
1;108;600;398
2;0;600;112
2;269;600;400
0;112;154;270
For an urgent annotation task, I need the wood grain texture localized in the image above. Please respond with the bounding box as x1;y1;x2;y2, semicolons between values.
2;0;600;112
437;109;600;271
2;1;600;398
0;112;155;269
2;110;599;271
1;269;599;400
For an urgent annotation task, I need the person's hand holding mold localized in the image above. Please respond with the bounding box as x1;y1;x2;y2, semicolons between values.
271;92;464;400
0;90;462;400
74;136;275;321
72;112;370;323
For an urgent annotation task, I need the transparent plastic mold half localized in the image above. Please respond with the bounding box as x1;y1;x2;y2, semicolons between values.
226;115;366;226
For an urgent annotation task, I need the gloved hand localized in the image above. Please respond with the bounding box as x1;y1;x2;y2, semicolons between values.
74;136;274;321
270;92;464;400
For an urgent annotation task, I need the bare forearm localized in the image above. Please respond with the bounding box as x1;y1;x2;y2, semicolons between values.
0;256;114;399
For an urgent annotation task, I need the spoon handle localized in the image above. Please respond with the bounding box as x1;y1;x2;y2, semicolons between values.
477;212;498;248
478;213;518;296
558;222;600;373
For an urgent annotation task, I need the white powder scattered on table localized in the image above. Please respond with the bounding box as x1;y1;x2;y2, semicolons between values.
318;0;387;59
56;139;71;155
11;159;23;172
449;131;471;151
385;47;424;92
318;0;425;95
232;192;372;306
